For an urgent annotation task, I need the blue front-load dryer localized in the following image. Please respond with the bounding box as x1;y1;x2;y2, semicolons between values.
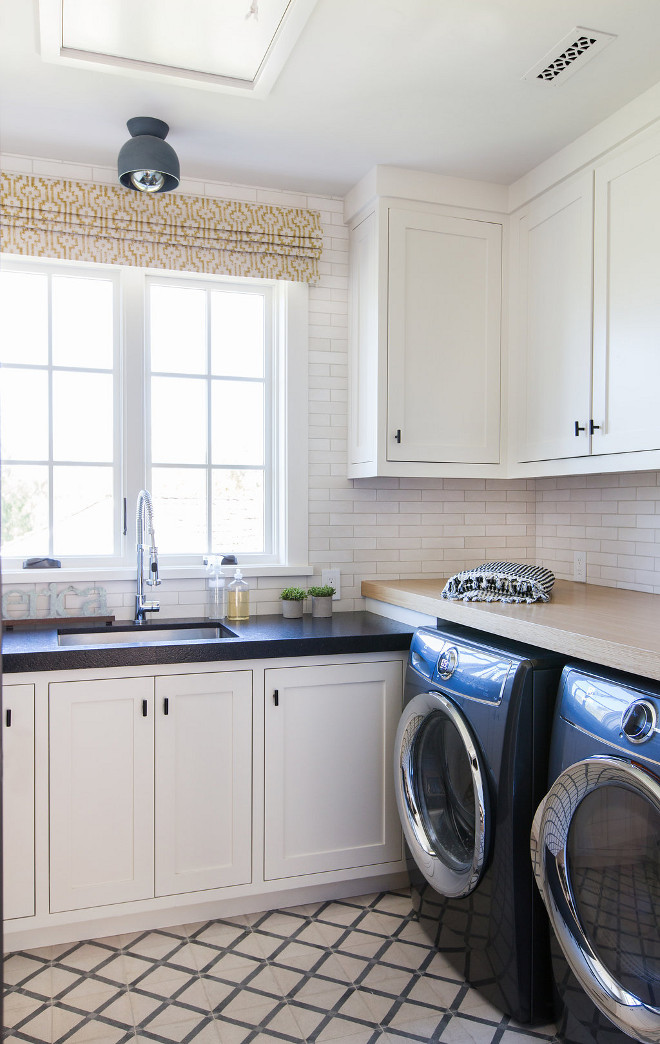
395;622;564;1024
532;664;660;1044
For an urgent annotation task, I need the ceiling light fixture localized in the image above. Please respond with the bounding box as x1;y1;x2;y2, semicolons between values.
117;117;180;193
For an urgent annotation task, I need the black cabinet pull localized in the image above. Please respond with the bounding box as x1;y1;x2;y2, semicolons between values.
163;697;169;716
574;421;586;436
590;420;601;434
142;699;148;717
394;429;402;443
273;689;279;706
123;497;127;536
5;709;11;728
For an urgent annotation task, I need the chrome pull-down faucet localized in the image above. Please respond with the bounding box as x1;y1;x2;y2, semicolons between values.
135;489;161;622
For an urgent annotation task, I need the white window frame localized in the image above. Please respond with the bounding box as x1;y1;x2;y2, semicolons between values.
0;255;309;582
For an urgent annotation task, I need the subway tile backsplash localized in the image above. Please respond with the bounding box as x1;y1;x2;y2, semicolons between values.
4;153;660;617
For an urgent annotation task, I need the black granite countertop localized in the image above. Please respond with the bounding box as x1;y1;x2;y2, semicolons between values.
2;612;416;673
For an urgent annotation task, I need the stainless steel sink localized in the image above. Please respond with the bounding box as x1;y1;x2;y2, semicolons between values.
57;623;238;647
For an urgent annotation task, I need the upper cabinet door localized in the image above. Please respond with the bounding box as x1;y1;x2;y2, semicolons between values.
592;132;660;456
513;173;594;463
387;208;502;464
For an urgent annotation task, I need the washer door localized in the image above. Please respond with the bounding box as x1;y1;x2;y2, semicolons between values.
395;690;490;898
531;756;660;1043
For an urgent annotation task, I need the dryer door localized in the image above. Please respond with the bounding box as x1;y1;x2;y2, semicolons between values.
531;756;660;1044
395;690;490;898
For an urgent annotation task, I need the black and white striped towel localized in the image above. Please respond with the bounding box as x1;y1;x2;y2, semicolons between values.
441;561;555;604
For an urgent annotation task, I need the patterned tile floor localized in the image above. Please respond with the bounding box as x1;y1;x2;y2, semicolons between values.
3;890;558;1044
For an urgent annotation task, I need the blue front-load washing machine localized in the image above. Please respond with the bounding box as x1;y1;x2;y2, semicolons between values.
395;623;564;1023
532;664;660;1044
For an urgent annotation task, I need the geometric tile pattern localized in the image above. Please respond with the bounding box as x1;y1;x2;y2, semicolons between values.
3;890;558;1044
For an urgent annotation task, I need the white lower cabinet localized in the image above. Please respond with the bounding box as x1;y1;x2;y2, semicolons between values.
154;671;252;897
49;670;252;912
263;659;403;879
3;684;35;920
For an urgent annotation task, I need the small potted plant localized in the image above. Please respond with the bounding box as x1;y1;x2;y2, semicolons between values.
307;584;335;618
280;586;307;619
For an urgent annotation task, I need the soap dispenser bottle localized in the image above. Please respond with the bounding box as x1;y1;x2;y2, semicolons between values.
227;568;250;621
204;555;226;620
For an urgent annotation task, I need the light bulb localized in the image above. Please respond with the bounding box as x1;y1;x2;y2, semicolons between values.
130;169;166;193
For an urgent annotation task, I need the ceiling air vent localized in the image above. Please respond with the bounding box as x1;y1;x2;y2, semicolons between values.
523;27;616;86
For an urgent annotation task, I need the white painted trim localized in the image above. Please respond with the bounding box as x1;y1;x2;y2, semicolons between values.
38;0;320;98
344;164;509;226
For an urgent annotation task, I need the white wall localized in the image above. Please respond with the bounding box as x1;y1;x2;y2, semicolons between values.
3;152;660;623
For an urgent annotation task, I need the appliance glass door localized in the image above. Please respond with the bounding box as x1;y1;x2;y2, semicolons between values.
395;690;489;898
532;756;660;1044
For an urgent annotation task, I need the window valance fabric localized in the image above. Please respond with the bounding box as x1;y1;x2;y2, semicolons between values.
0;172;323;283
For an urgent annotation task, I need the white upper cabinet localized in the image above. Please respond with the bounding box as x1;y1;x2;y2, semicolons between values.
592;132;660;456
512;173;594;464
387;209;501;466
348;199;503;478
511;128;660;473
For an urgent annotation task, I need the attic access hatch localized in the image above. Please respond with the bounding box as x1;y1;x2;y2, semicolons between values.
523;26;616;85
38;0;319;96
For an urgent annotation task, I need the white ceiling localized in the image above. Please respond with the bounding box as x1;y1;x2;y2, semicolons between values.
2;0;660;197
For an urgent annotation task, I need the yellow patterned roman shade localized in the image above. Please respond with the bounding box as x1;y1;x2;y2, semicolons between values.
0;172;323;283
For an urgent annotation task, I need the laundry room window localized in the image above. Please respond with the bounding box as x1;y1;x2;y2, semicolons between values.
0;257;307;576
145;275;271;558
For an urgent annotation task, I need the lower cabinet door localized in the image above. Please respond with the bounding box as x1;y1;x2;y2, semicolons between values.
264;659;403;879
154;671;252;896
3;684;35;920
49;677;155;912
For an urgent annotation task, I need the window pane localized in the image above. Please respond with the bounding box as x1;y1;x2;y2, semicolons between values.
52;276;114;369
1;369;49;460
212;469;264;553
53;467;114;555
151;468;207;553
151;377;207;465
0;271;48;365
212;381;263;466
53;372;114;462
150;284;206;374
211;291;264;377
1;465;49;556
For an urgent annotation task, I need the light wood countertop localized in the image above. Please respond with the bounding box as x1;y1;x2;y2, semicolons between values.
362;578;660;681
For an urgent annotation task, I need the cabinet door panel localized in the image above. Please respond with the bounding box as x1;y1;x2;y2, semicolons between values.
3;685;35;920
155;671;252;896
593;135;660;455
264;660;402;880
387;209;501;464
49;677;154;912
514;174;593;462
349;212;379;468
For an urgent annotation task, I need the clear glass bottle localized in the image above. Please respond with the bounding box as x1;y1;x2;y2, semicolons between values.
205;555;226;620
227;568;249;621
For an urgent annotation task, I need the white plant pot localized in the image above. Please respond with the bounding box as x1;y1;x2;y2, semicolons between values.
311;595;333;618
282;600;304;618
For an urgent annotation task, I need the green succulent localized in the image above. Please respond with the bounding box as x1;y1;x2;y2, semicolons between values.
280;586;307;600
307;585;335;597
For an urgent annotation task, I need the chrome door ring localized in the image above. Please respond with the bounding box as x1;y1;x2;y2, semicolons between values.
395;690;488;898
531;756;660;1043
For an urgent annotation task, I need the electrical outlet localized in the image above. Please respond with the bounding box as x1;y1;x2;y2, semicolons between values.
321;569;341;600
574;551;587;583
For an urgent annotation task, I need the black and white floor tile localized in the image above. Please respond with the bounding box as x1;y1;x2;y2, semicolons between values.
3;891;558;1044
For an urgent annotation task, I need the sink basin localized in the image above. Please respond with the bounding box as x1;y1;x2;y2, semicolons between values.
57;623;238;647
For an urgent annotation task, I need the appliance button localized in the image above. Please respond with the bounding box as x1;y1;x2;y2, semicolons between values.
437;646;459;680
622;699;657;744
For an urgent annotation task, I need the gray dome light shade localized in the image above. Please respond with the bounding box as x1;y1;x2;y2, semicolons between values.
118;117;180;193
